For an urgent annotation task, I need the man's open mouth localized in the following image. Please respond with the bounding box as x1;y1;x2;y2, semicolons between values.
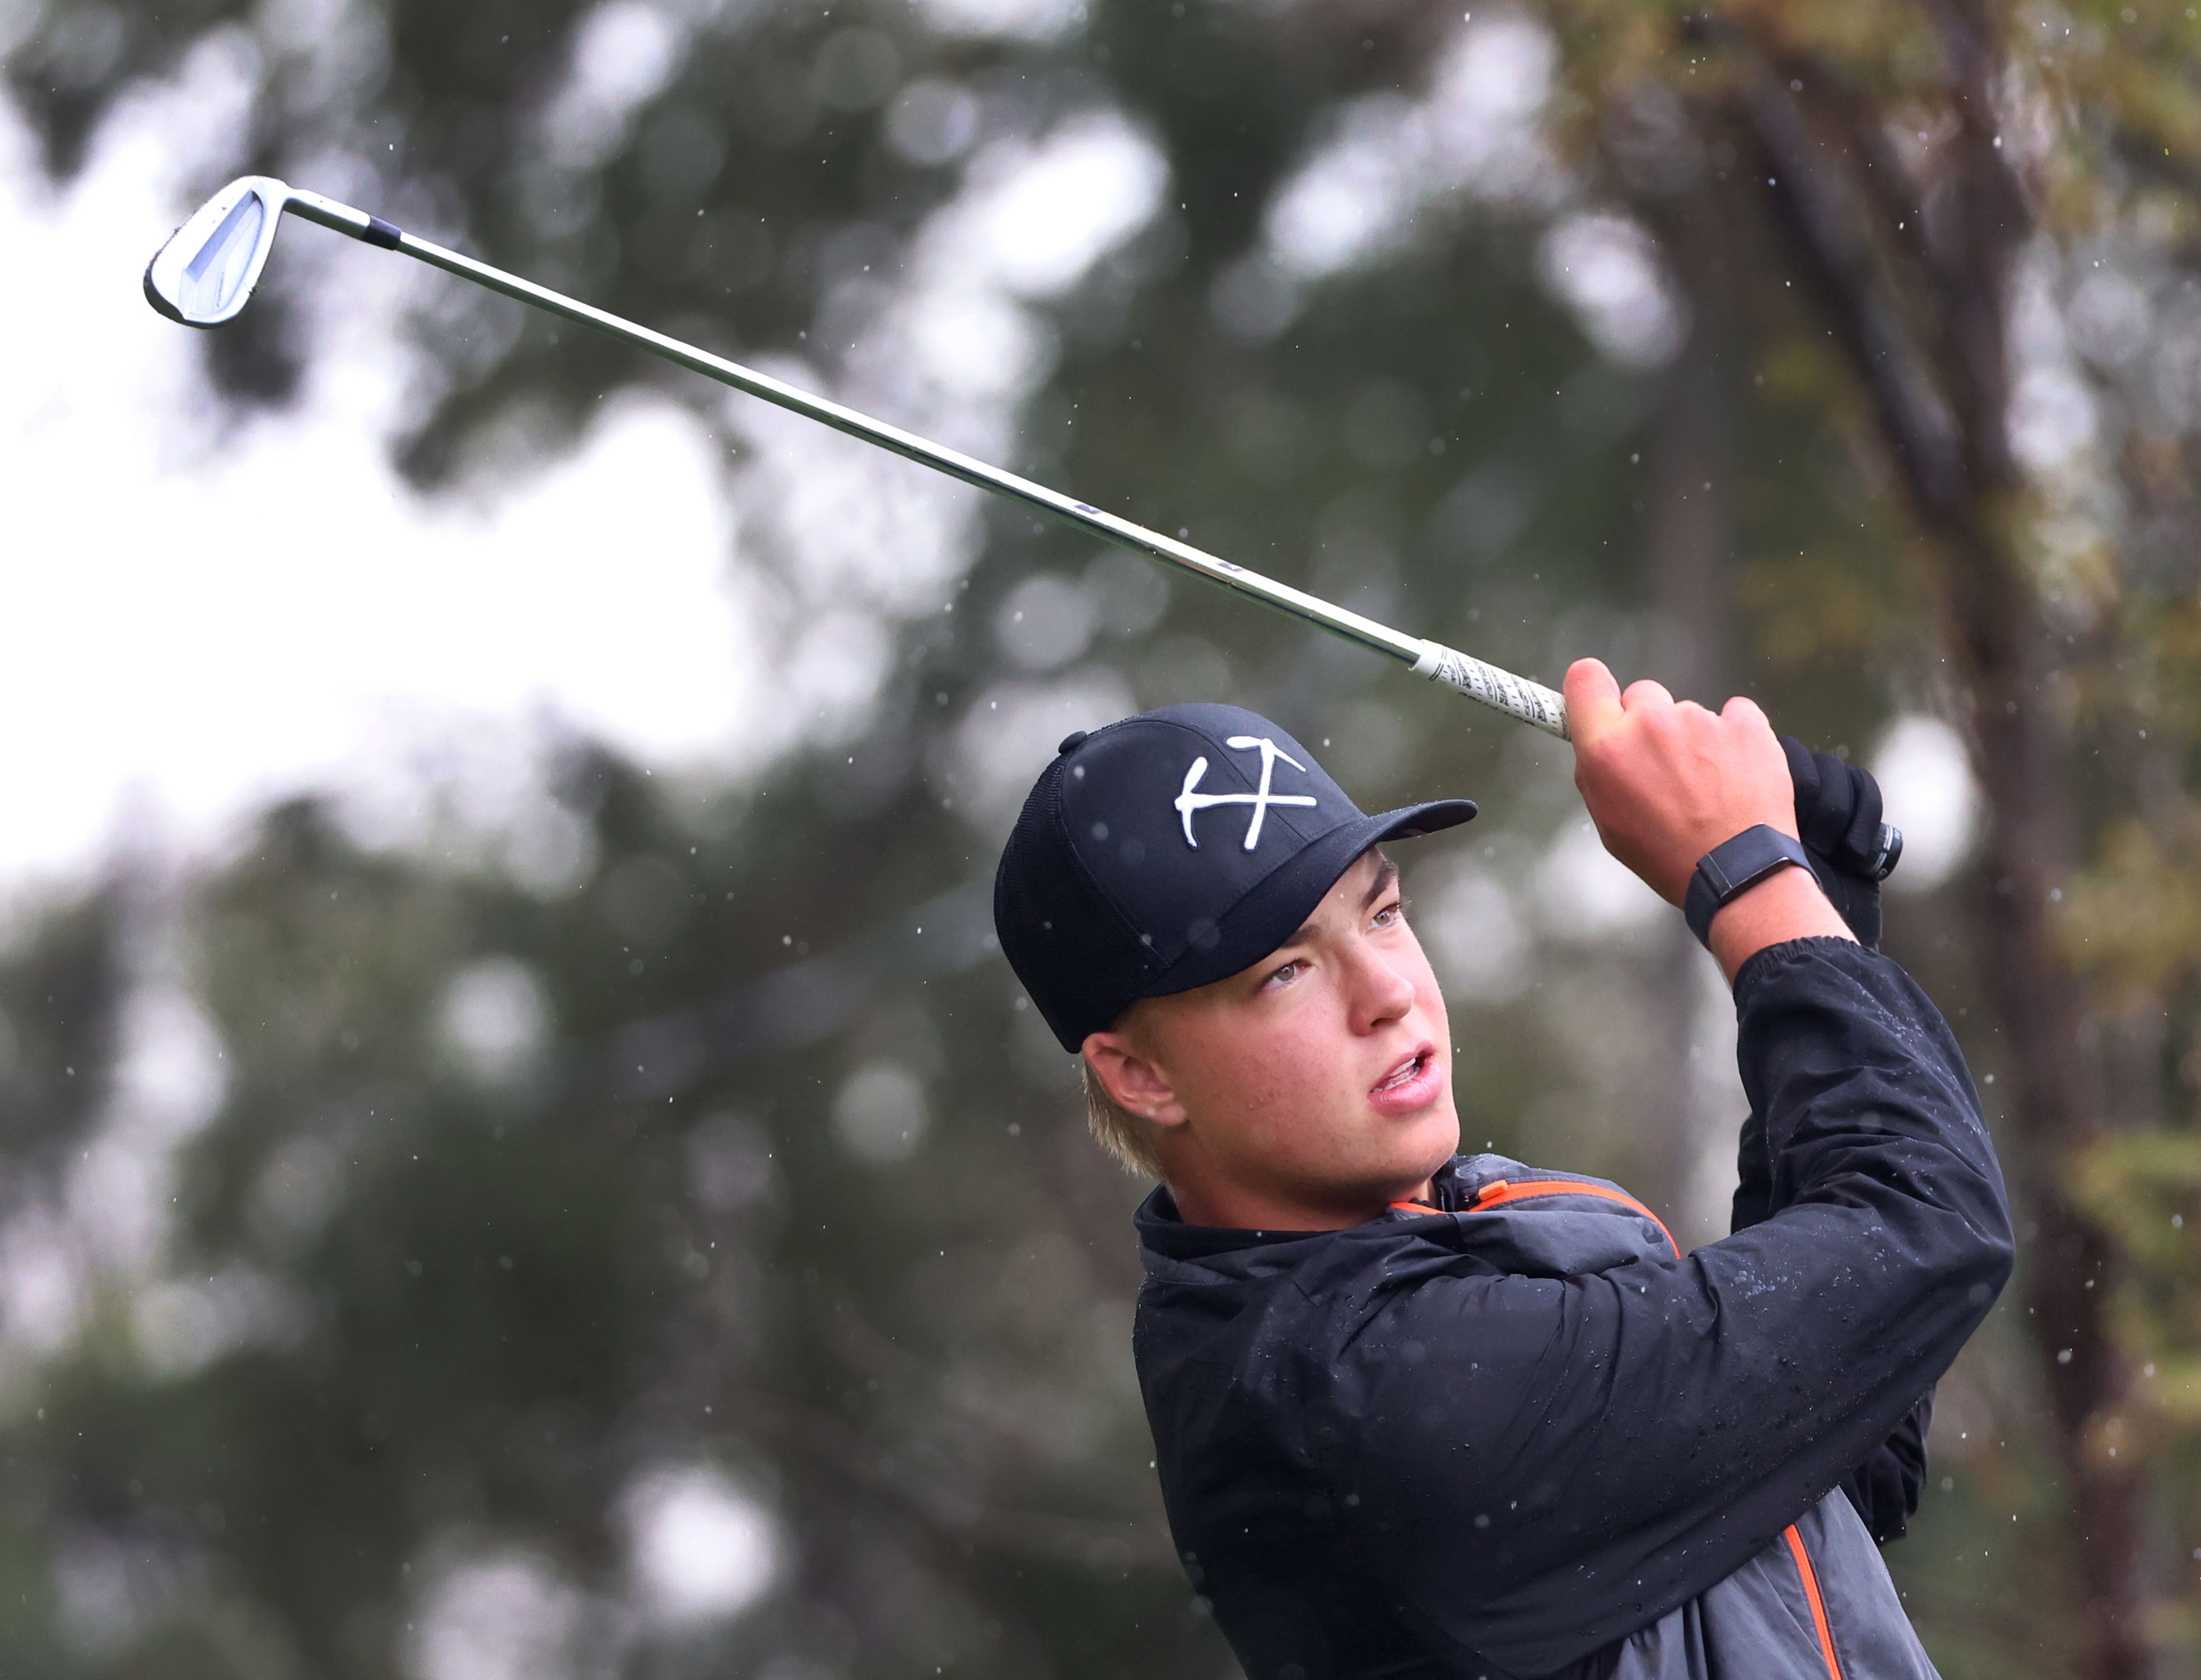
1375;1051;1430;1094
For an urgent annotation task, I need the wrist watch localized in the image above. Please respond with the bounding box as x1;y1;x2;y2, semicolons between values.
1683;824;1814;949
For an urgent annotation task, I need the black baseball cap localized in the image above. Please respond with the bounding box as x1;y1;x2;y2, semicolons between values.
993;703;1476;1051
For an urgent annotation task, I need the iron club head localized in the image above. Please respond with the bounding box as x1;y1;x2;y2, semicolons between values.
143;176;291;328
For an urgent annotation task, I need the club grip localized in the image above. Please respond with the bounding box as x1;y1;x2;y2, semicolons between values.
1412;641;1570;739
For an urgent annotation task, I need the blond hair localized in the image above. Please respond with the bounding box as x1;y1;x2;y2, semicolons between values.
1080;1057;1165;1179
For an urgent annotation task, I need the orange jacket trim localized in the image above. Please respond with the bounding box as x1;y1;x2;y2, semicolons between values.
1391;1178;1684;1261
1783;1523;1845;1680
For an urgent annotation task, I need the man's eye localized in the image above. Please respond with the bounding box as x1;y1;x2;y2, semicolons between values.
1373;899;1407;928
1263;960;1303;990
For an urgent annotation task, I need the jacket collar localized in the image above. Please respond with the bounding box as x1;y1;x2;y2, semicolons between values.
1134;1152;1678;1280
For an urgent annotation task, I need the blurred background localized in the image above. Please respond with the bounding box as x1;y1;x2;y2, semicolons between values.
0;0;2191;1674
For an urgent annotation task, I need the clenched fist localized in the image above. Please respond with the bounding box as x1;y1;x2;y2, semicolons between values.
1564;659;1854;977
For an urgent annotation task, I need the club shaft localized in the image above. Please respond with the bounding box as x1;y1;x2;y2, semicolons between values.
283;192;1569;739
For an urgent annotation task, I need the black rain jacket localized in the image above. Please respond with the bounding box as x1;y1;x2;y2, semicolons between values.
1132;939;2013;1680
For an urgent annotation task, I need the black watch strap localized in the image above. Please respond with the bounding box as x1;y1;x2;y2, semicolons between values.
1684;824;1813;949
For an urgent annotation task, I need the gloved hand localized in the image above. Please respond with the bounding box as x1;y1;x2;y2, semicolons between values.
1781;735;1902;949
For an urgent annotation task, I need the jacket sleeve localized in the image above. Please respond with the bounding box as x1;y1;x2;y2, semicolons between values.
1315;939;2012;1679
1734;1107;1935;1546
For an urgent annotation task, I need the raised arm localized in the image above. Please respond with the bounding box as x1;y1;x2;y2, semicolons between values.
1322;942;2008;1676
1309;666;2012;1677
1736;1109;1937;1545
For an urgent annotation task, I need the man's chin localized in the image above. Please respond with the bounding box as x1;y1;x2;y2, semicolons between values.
1399;1105;1461;1172
1360;1130;1462;1211
1391;1123;1461;1206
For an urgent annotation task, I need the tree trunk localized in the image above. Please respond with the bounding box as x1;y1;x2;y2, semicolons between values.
1947;529;2148;1679
1717;7;2154;1670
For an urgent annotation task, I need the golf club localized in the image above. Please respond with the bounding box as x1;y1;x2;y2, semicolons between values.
144;175;1569;738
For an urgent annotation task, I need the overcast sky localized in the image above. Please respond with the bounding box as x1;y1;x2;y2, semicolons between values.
0;17;1208;905
0;64;776;898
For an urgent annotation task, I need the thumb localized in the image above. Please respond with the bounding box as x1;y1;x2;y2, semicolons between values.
1564;658;1625;748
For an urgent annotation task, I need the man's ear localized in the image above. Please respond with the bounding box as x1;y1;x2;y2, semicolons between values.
1081;1025;1188;1130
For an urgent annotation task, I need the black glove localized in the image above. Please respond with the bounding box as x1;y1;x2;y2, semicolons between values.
1780;735;1902;949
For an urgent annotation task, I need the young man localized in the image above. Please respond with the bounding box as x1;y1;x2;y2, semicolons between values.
993;660;2012;1680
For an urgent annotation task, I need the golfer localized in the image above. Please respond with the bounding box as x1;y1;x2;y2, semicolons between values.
993;660;2011;1680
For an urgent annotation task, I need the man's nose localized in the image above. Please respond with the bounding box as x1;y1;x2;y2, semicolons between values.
1346;943;1418;1032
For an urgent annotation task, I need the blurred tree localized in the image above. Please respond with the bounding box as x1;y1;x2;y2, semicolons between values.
1538;4;2201;1674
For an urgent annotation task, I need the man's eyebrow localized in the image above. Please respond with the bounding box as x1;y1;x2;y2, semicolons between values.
1279;856;1401;950
1361;855;1401;909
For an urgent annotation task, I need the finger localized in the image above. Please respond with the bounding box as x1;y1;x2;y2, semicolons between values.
1563;658;1625;746
1719;692;1775;738
1621;678;1675;712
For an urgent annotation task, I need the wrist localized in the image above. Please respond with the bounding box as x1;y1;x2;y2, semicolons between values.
1706;865;1855;980
1682;824;1812;944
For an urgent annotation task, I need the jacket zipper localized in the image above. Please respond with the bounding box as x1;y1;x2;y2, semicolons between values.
1782;1524;1845;1680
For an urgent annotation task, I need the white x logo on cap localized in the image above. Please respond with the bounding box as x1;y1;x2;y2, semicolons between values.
1174;736;1319;851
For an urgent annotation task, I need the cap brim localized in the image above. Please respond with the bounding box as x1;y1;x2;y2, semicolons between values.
1369;796;1479;843
1142;797;1476;1002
